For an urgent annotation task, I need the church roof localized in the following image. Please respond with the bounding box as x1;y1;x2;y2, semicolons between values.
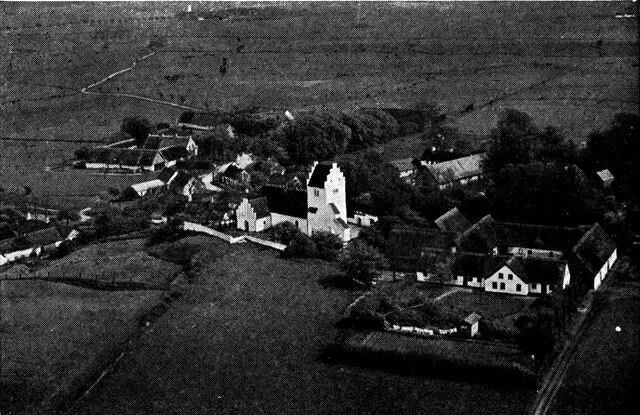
308;163;333;188
262;185;307;219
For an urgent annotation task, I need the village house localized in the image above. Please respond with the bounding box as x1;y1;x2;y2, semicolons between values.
387;158;418;184
0;227;77;265
83;133;198;172
236;162;351;242
596;168;614;189
434;207;472;236
419;152;485;190
386;213;617;296
24;206;60;224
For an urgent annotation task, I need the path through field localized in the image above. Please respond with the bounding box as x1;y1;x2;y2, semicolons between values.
79;51;203;111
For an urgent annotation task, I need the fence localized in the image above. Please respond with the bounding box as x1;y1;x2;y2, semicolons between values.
182;221;286;251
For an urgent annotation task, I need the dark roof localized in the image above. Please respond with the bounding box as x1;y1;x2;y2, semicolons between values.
455;215;498;253
387;158;416;172
262;185;307;219
160;146;189;162
248;197;270;219
388;226;456;258
505;256;567;285
451;252;506;279
26;227;63;246
335;217;349;229
138;150;162;167
169;172;195;189
157;168;178;183
0;235;32;253
308;163;333;188
570;223;616;283
222;164;243;179
434;207;472;235
495;222;586;252
464;312;481;325
0;223;16;241
388;248;454;274
423;153;485;185
16;219;50;234
329;203;340;214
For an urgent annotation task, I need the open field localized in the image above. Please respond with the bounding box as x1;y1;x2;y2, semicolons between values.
67;239;533;415
0;279;167;413
0;2;636;204
550;282;640;414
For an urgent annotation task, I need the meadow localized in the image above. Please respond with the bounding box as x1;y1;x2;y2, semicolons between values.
67;237;533;415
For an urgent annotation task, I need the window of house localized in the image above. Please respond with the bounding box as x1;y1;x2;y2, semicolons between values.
508;274;513;280
516;284;521;292
549;251;554;258
532;283;538;290
498;272;503;279
527;250;532;256
333;188;338;194
295;220;299;228
492;282;498;289
314;189;320;197
499;282;505;290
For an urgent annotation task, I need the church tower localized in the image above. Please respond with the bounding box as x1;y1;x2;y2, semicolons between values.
306;162;348;238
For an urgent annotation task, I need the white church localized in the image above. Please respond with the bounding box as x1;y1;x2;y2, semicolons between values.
235;162;351;242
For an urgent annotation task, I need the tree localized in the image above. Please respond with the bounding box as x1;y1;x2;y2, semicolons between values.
484;109;539;175
269;222;301;245
311;230;342;260
121;116;152;146
338;240;387;287
283;232;318;258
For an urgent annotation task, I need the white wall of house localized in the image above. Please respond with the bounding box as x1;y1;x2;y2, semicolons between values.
466;276;484;288
509;246;563;259
593;249;617;290
349;212;378;227
271;213;307;233
562;264;571;289
2;247;35;263
236;199;258;232
255;216;272;232
484;265;529;295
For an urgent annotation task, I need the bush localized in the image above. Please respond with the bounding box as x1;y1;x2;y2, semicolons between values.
283;233;318;258
269;222;301;245
338;240;387;287
311;230;342;260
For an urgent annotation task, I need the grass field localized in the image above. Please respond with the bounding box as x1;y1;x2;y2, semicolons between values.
33;238;184;285
439;289;534;320
551;283;640;414
67;239;533;415
0;279;167;413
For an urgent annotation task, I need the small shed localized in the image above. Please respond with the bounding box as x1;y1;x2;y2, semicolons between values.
461;312;481;338
596;169;614;188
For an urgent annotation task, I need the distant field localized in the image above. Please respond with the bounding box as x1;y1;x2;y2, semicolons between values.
68;239;533;415
1;1;637;200
551;289;640;414
0;279;167;413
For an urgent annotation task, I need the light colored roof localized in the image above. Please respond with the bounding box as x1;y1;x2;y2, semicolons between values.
424;153;485;184
388;158;415;172
596;169;614;182
464;312;481;325
131;179;165;193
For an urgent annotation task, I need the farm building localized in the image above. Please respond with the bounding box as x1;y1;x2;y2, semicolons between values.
236;162;351;242
434;207;472;236
348;211;379;227
129;179;165;198
419;152;485;189
386;215;616;296
596;169;614;188
461;313;481;337
83;133;197;172
387;158;418;184
0;226;74;265
167;171;202;202
569;223;617;290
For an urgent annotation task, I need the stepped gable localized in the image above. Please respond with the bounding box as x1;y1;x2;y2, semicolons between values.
307;163;333;188
262;185;307;219
247;197;270;219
